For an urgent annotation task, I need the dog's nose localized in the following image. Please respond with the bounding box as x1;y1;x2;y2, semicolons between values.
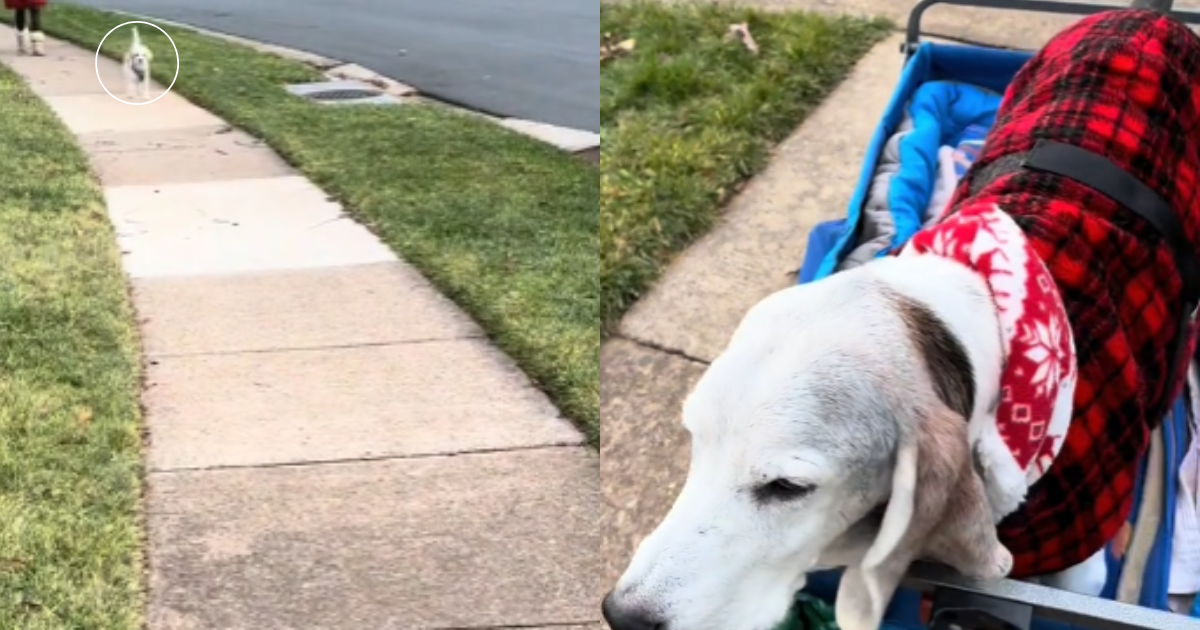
602;590;666;630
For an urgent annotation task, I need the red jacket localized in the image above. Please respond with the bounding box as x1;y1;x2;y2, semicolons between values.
4;0;46;9
945;9;1200;577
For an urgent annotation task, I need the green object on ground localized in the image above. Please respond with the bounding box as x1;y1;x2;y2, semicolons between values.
0;64;144;627
17;5;601;444
772;592;841;630
600;1;892;325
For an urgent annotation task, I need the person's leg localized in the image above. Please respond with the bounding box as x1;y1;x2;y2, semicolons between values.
29;8;44;56
14;8;28;54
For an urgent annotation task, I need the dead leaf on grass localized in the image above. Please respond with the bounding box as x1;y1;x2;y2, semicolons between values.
727;23;760;55
601;35;636;63
0;558;27;574
77;407;93;430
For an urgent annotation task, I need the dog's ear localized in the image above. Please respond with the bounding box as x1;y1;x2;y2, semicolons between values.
835;403;982;630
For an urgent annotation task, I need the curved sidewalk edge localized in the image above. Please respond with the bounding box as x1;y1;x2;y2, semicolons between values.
0;27;601;630
113;11;601;157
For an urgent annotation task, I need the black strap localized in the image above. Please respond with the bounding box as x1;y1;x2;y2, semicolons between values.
1022;140;1200;394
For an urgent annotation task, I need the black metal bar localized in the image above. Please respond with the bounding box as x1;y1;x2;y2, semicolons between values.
930;587;1033;630
904;0;1200;59
904;562;1200;630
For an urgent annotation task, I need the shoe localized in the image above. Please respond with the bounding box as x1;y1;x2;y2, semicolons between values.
16;29;28;55
30;31;44;56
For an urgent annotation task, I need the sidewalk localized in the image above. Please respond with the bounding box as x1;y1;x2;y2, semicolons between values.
0;27;599;630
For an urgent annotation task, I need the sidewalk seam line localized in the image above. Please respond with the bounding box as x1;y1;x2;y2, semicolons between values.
147;442;588;475
144;334;489;359
424;621;600;630
612;333;711;366
128;259;416;281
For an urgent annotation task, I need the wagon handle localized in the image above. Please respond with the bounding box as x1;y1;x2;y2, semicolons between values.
904;0;1200;59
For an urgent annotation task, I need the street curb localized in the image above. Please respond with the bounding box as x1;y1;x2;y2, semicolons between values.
115;12;600;157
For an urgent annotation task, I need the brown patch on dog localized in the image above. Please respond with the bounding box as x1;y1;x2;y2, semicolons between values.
920;404;1010;579
837;403;1009;630
889;292;976;420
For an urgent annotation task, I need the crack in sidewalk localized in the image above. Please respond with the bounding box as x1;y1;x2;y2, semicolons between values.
148;442;588;476
610;333;710;366
429;621;599;630
143;334;488;361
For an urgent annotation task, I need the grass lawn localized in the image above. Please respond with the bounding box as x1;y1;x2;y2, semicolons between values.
20;4;601;442
602;2;892;323
0;66;144;627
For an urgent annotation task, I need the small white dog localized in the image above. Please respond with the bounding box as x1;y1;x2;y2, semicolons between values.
123;26;153;101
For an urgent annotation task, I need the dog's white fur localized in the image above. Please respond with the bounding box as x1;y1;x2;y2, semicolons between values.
608;253;1107;630
123;26;153;101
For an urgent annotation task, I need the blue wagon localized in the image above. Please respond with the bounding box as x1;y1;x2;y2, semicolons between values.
795;1;1200;629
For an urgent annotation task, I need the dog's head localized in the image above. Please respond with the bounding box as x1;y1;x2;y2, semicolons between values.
604;257;1000;630
126;27;153;76
127;46;152;74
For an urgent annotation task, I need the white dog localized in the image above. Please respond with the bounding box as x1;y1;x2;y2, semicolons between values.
603;254;1107;630
123;26;153;101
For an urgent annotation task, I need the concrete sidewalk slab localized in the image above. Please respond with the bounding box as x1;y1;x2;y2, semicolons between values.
134;263;480;356
0;47;128;97
600;338;702;587
143;339;582;470
619;33;902;362
105;175;396;277
80;125;266;153
44;93;221;135
147;449;601;629
82;126;294;186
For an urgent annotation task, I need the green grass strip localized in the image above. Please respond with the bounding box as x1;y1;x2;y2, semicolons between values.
0;62;145;629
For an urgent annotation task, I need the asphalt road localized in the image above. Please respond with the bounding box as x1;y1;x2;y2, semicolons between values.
71;0;599;131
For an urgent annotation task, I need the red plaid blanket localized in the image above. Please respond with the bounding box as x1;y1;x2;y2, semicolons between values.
945;9;1200;577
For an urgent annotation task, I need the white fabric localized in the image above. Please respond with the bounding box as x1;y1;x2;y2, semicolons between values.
1170;362;1200;595
1119;425;1165;603
922;145;958;227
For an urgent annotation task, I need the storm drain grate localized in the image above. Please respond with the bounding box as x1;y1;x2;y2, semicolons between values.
305;88;384;101
285;80;403;106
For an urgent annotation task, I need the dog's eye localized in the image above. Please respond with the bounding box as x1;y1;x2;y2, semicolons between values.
753;479;815;504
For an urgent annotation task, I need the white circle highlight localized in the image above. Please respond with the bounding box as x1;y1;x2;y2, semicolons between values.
95;20;179;106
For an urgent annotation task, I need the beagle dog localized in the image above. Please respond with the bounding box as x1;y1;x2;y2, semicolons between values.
605;4;1200;630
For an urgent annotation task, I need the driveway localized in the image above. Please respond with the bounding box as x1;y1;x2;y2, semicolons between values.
71;0;599;131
